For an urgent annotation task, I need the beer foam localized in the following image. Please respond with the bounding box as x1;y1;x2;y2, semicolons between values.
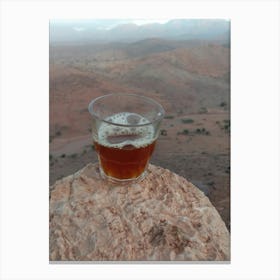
97;112;155;148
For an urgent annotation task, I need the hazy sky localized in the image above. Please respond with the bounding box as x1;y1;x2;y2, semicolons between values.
128;19;171;25
50;19;172;31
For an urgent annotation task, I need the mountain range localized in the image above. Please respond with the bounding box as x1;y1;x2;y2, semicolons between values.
50;19;230;44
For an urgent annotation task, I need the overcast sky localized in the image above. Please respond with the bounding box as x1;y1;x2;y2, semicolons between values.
50;19;172;29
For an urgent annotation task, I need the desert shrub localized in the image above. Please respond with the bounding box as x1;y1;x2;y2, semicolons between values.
181;118;194;124
49;154;53;161
196;128;210;135
220;102;227;107
160;129;167;136
223;120;230;132
70;153;77;158
177;129;189;135
224;125;230;132
164;115;174;119
60;154;66;158
55;130;61;136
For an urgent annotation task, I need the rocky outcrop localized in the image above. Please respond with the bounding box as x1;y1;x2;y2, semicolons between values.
49;163;230;261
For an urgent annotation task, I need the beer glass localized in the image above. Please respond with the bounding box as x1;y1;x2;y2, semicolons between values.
88;93;165;184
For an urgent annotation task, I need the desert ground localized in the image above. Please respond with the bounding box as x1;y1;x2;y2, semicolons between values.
49;38;230;230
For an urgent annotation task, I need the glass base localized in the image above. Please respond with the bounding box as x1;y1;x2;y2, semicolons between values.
99;165;147;186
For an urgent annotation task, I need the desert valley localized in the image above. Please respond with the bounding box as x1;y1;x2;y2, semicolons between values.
49;19;230;229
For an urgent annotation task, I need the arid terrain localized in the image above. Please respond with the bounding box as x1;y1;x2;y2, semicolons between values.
49;31;230;230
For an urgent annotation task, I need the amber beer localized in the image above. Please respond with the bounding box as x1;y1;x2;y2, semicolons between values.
94;140;156;179
94;112;156;180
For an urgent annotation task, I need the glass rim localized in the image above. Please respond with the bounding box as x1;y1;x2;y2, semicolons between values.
88;93;165;127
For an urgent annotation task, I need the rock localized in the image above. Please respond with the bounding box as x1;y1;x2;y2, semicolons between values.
49;163;230;261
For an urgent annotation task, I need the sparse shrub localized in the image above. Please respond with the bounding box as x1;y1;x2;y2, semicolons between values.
216;119;230;132
49;154;53;161
70;153;77;158
223;120;230;132
177;129;189;135
220;102;227;107
195;127;210;135
160;129;167;136
82;149;87;155
181;118;194;124
60;154;66;158
55;130;61;136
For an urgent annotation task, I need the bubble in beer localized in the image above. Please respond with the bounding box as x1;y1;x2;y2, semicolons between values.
127;113;141;125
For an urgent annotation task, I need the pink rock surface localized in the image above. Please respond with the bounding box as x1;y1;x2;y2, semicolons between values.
49;163;230;261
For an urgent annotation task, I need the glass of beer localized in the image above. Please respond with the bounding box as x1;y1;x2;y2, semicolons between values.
88;93;165;184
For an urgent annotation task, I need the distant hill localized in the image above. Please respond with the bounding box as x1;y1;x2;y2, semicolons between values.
50;40;230;134
50;19;230;44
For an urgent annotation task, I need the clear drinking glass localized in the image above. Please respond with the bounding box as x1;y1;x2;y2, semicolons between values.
88;93;165;184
